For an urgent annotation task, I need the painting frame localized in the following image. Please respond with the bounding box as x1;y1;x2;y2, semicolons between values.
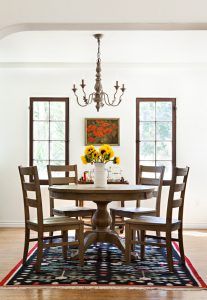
85;118;120;146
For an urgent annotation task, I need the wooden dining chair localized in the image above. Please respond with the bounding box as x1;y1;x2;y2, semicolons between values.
47;164;96;227
110;165;165;231
125;167;190;272
18;166;84;272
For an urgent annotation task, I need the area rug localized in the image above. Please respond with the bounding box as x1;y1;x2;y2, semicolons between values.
0;241;206;287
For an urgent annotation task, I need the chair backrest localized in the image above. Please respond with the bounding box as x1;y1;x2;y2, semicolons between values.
18;166;43;226
47;164;79;206
137;165;165;215
47;164;78;185
166;166;189;224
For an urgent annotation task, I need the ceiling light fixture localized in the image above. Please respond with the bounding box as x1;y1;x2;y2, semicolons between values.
72;34;126;112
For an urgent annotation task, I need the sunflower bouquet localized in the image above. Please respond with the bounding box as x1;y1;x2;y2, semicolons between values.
81;144;120;165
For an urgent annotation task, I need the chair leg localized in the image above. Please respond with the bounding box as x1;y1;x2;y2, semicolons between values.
62;230;68;260
166;231;173;272
131;229;136;251
23;227;30;265
49;198;54;238
178;228;185;265
91;212;96;230
125;223;131;263
75;217;79;240
110;210;116;230
35;231;44;273
78;224;84;267
136;230;140;241
140;230;145;260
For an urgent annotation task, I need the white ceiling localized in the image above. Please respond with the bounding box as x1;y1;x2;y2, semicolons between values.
1;30;207;63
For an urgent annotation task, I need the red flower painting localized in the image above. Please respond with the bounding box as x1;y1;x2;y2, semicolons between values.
85;118;120;145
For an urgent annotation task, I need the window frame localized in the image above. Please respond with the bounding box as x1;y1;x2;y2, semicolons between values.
29;97;69;185
136;98;176;186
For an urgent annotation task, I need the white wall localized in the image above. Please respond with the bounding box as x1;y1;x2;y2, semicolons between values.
0;63;207;228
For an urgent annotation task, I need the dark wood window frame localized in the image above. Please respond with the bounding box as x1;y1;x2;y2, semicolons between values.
29;97;69;185
136;98;176;186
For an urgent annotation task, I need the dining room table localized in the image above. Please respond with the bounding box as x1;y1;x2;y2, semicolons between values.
49;184;155;253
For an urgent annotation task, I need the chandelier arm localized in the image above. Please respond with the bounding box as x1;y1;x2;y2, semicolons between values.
102;91;124;107
73;92;89;107
102;93;111;106
88;93;94;104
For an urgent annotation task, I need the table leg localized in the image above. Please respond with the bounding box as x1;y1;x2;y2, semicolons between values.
83;201;125;252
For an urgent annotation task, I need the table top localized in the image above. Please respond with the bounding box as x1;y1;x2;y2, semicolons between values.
49;184;154;194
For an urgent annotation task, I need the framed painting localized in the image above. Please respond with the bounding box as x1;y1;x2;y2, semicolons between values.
85;118;120;145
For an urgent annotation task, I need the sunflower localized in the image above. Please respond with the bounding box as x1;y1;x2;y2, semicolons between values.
99;145;108;156
92;150;100;161
113;156;120;165
81;155;88;164
84;145;95;155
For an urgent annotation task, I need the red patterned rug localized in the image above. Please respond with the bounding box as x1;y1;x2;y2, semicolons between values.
0;241;206;288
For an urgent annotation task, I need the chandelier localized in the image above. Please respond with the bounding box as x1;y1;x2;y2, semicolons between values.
72;34;126;112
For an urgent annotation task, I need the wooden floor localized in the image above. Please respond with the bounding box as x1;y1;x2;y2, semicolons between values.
0;228;206;300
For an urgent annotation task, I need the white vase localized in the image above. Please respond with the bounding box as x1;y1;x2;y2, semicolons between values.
94;163;107;187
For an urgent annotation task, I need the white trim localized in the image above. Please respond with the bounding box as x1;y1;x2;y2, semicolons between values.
0;221;207;229
0;222;25;228
2;22;207;39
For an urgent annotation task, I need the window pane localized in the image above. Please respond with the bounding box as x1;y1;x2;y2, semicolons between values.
50;141;65;160
33;121;49;140
33;160;48;179
140;102;155;121
33;141;49;160
156;161;172;180
156;102;172;121
156;122;172;141
156;142;172;160
140;122;155;141
139;160;155;166
140;142;155;160
50;121;65;140
33;102;49;121
50;102;65;121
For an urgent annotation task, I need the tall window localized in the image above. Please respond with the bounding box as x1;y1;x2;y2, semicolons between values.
29;98;69;184
136;98;176;184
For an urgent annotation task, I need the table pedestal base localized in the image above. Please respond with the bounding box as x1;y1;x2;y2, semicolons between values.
84;230;125;252
83;200;125;252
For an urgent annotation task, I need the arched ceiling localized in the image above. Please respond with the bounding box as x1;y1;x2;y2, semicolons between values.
1;30;207;64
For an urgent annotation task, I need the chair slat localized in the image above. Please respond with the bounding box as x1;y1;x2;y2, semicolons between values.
26;198;38;208
50;177;76;185
23;182;36;191
172;198;183;208
140;177;160;186
176;168;189;176
49;165;76;172
20;167;35;175
174;183;185;192
141;165;164;173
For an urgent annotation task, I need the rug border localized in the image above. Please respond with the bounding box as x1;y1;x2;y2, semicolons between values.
0;242;206;288
0;243;37;286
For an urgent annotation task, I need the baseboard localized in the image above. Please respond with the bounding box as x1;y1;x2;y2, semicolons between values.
0;221;207;229
0;221;24;228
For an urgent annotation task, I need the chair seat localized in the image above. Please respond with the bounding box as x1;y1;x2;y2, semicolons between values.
110;207;156;216
53;206;96;217
27;216;84;229
125;215;181;230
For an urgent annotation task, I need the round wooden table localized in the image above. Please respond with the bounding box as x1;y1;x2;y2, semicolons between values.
49;184;154;253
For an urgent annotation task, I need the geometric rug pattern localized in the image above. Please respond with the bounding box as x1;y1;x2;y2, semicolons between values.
1;240;206;287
